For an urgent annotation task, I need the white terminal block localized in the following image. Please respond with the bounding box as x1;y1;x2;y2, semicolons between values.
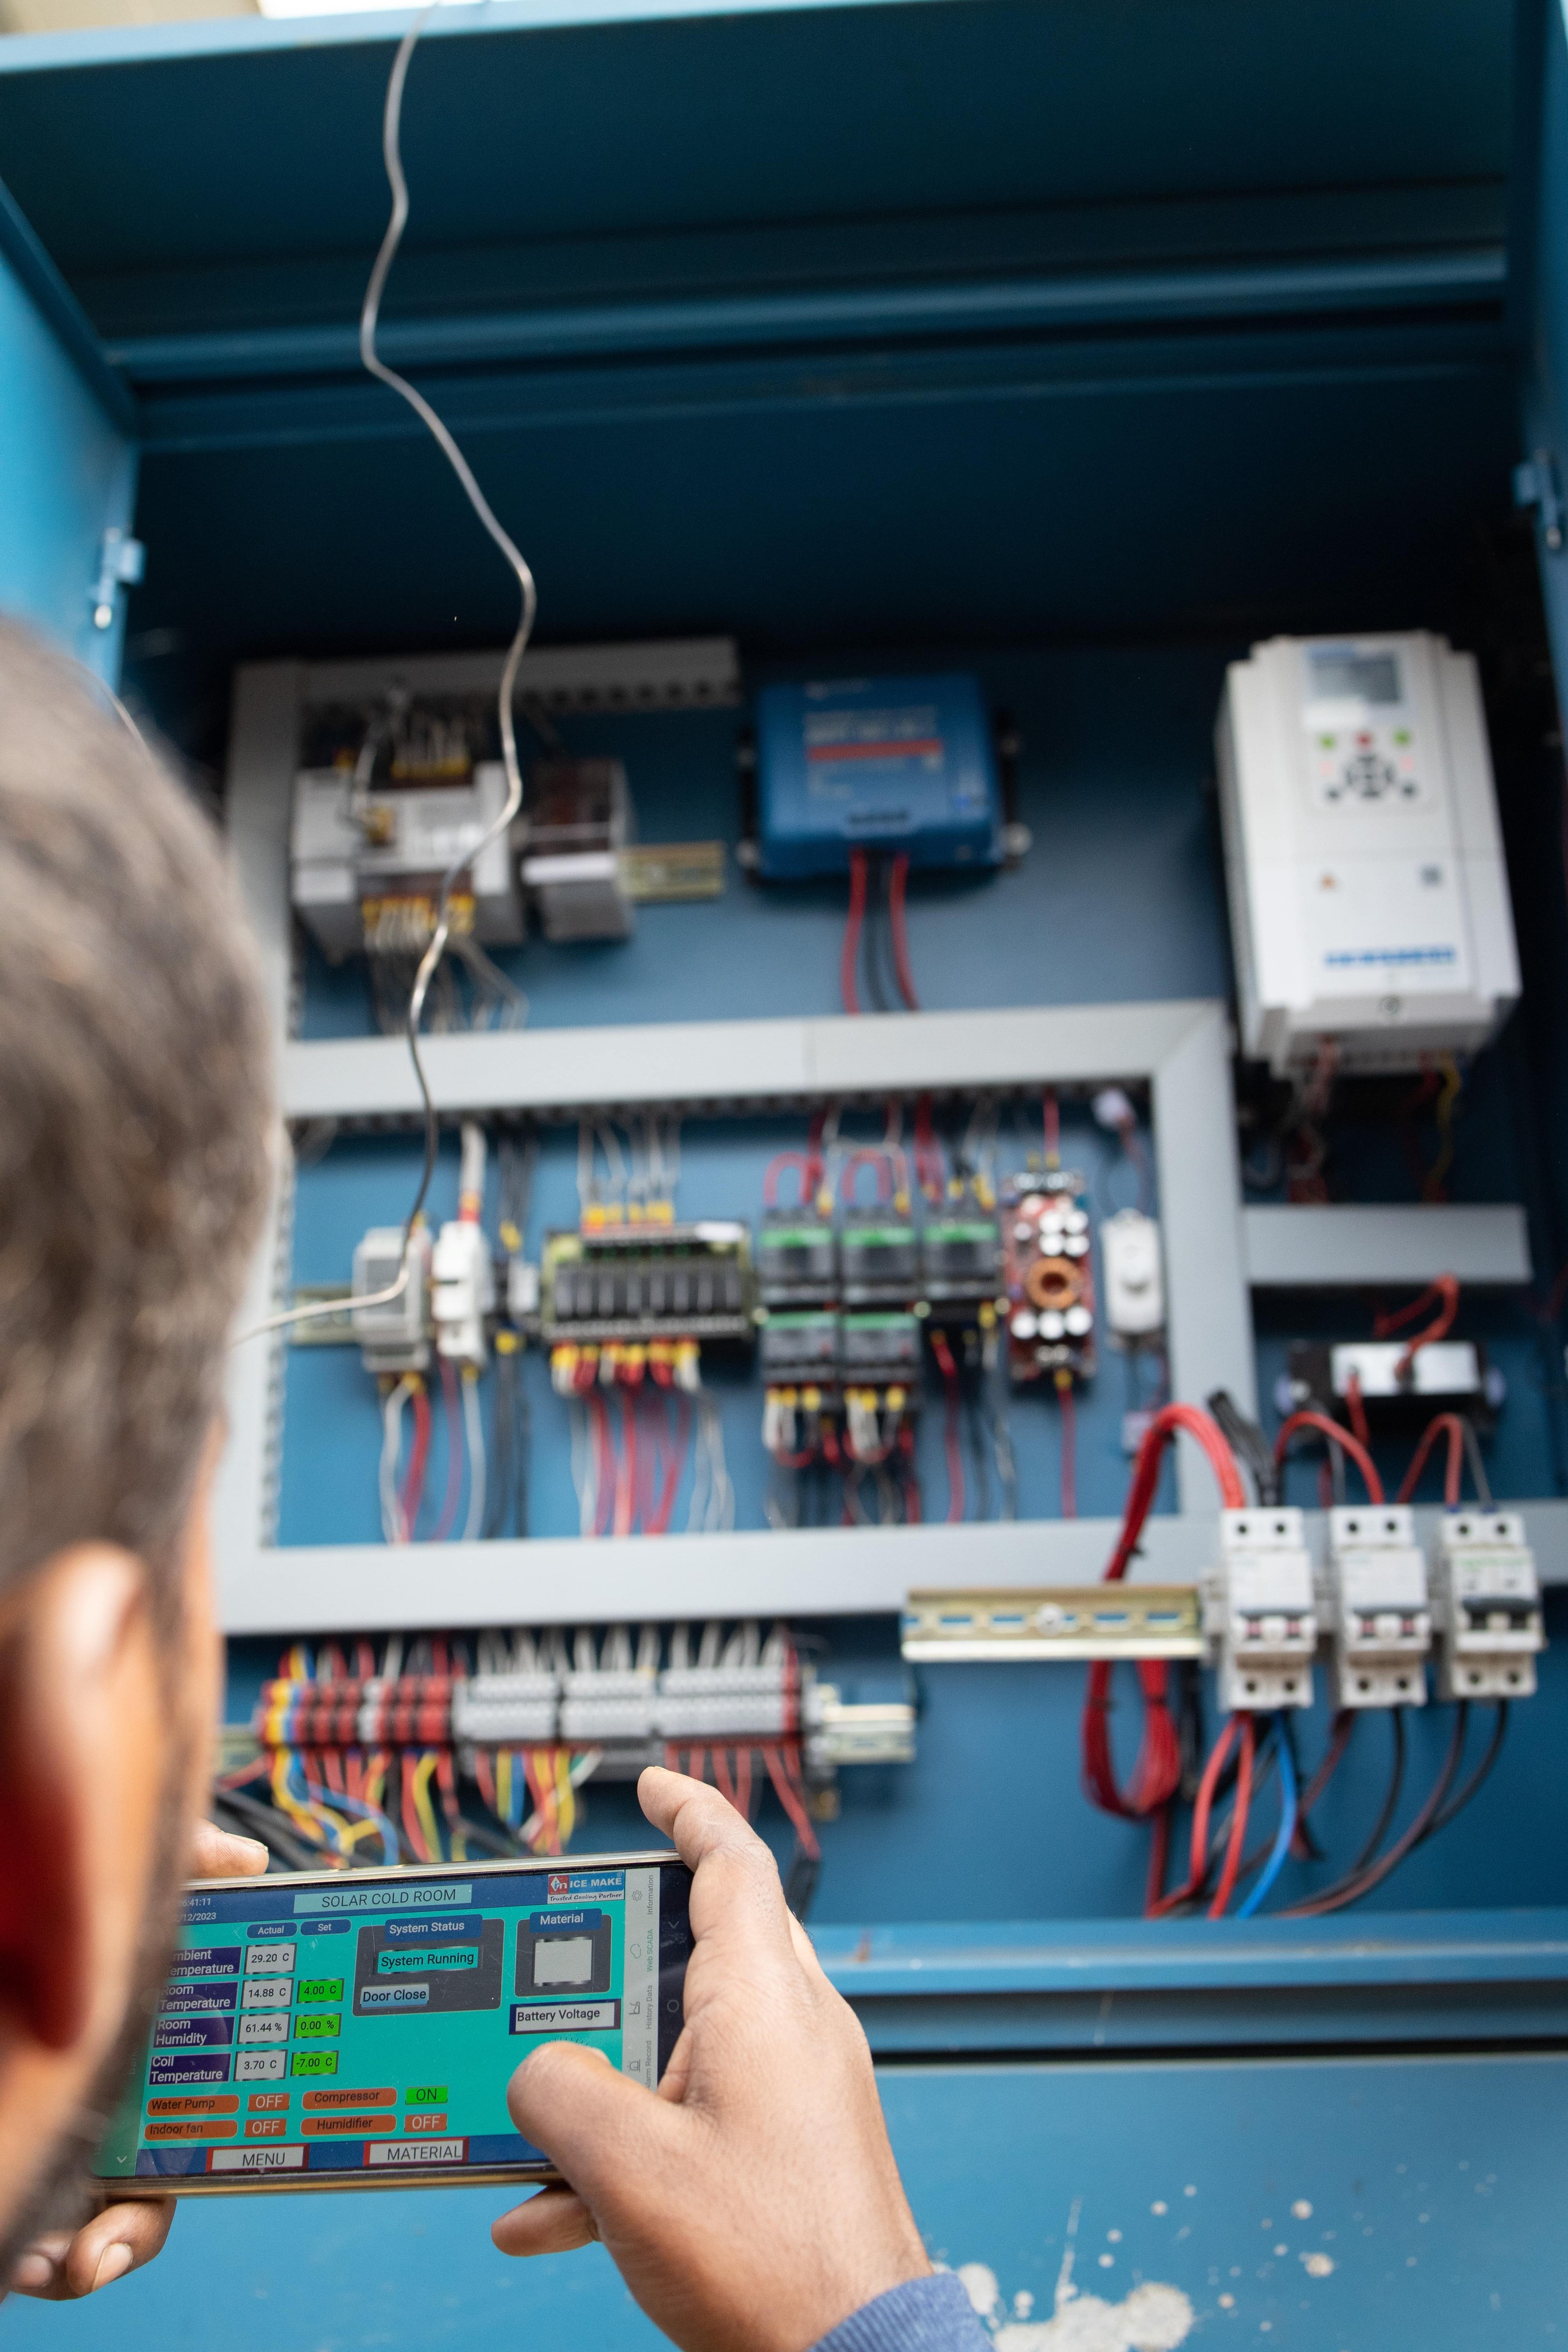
655;1662;794;1739
1203;1506;1317;1712
1429;1510;1545;1701
1216;632;1519;1074
559;1668;657;1743
451;1670;560;1744
1320;1503;1430;1711
351;1223;432;1375
1101;1209;1164;1337
432;1219;495;1368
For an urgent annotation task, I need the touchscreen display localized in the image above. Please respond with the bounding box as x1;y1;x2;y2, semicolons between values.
93;1857;690;2187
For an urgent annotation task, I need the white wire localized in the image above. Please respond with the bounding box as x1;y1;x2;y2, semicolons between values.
380;1375;415;1544
462;1368;486;1542
237;9;537;1351
569;1399;595;1539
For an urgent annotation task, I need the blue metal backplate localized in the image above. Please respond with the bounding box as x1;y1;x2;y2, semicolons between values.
11;2042;1568;2350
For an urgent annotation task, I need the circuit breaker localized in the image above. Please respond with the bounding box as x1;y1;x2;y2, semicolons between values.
1319;1504;1431;1710
291;760;524;962
1216;633;1520;1073
1429;1510;1545;1700
1203;1506;1317;1712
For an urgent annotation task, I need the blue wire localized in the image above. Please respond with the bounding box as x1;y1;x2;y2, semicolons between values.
1237;1716;1298;1917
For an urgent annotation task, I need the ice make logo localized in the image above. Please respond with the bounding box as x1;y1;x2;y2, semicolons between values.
548;1875;570;1900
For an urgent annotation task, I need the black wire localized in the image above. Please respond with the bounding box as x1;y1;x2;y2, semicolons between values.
1283;1705;1466;1917
1349;1705;1406;1875
1421;1701;1508;1839
1205;1388;1280;1507
212;1788;334;1873
1280;1713;1325;1861
1460;1415;1493;1507
964;1392;992;1522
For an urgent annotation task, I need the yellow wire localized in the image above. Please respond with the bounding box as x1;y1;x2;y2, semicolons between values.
411;1750;443;1862
1424;1055;1462;1202
496;1749;512;1826
555;1747;575;1848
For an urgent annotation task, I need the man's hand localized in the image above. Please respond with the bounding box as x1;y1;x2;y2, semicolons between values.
7;1819;267;2301
492;1769;930;2352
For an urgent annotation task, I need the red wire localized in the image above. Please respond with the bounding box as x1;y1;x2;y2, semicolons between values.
400;1382;431;1535
804;1108;827;1201
1206;1714;1256;1917
432;1356;463;1541
762;1152;812;1210
587;1391;614;1537
841;850;868;1016
762;1742;820;1859
1275;1409;1384;1503
931;1330;965;1523
887;852;919;1010
1374;1274;1460;1378
1345;1371;1372;1450
1397;1412;1467;1507
1146;1716;1239;1917
1056;1372;1077;1519
615;1390;637;1536
1042;1086;1060;1167
839;1148;895;1205
1083;1405;1245;1823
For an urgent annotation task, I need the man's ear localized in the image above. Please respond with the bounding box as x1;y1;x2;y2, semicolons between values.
0;1549;160;2056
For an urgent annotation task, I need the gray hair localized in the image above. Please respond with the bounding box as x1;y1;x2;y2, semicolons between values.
0;622;273;1612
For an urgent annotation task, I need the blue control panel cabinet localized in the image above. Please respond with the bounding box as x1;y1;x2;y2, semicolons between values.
3;1;1568;2349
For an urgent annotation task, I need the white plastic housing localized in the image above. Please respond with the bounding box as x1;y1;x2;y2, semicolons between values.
291;760;524;961
1101;1209;1165;1337
559;1668;656;1742
655;1663;794;1739
1216;633;1519;1074
451;1671;560;1744
432;1220;495;1369
351;1224;432;1375
1429;1509;1544;1701
1203;1505;1316;1711
1323;1503;1430;1710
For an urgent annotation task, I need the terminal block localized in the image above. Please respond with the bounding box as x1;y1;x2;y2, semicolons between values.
542;1221;754;1345
1429;1510;1546;1700
1202;1506;1317;1712
839;1311;922;1389
450;1668;558;1744
1001;1171;1095;1384
920;1179;1002;1313
1319;1503;1431;1709
351;1223;433;1375
756;1209;837;1307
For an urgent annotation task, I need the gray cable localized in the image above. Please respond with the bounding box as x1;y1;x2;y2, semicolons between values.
239;8;537;1349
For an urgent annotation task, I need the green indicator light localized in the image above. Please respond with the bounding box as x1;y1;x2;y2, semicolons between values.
1393;728;1411;744
297;1978;343;2003
406;2084;448;2105
1318;733;1336;748
294;2013;340;2040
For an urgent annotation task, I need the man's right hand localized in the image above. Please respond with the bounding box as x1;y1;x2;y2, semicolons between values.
492;1769;931;2352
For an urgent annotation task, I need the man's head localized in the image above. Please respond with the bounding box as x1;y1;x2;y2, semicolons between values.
0;624;272;2266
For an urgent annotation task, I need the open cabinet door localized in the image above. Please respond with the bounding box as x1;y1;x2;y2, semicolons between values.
1519;0;1568;684
0;178;137;683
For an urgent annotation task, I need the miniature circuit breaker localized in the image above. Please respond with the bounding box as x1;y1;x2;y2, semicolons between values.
1001;1171;1095;1383
1319;1503;1431;1709
1203;1506;1317;1712
1215;632;1520;1074
1428;1510;1546;1700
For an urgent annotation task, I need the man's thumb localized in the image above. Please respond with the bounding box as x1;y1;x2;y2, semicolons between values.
508;2041;665;2184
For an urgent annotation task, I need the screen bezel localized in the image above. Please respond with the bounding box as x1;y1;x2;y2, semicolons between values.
98;1850;691;2198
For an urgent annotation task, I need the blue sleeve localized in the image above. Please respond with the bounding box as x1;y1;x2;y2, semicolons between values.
810;2273;993;2352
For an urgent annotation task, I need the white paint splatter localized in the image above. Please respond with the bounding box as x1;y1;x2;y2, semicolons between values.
1108;2231;1123;2245
1291;2202;1312;2221
1151;2203;1167;2218
1015;2293;1036;2320
1302;2254;1335;2279
1272;2245;1287;2258
993;2281;1195;2351
959;2266;1001;2318
1219;2295;1234;2310
1183;2185;1197;2199
1099;2255;1115;2270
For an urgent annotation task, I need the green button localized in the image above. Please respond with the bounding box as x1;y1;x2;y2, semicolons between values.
406;2084;448;2105
294;2012;340;2040
297;1978;343;2003
1393;728;1411;744
291;2050;338;2076
1318;733;1336;748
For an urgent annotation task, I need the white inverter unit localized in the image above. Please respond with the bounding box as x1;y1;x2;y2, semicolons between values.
1216;633;1520;1074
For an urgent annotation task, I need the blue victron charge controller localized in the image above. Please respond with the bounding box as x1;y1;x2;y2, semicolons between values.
754;674;1003;878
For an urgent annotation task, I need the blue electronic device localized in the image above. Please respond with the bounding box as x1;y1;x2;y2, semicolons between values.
754;674;1003;879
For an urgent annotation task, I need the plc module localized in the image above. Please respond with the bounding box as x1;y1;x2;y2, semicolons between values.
1215;632;1519;1074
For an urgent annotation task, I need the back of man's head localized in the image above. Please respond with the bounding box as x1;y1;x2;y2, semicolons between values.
0;622;272;1615
0;621;273;2271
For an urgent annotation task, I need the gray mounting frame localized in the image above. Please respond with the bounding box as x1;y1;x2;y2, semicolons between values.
216;648;1256;1635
